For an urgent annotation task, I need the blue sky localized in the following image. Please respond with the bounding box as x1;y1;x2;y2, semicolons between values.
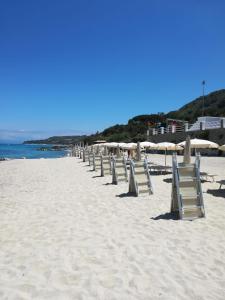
0;0;225;142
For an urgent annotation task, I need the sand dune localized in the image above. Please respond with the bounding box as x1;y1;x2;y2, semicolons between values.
0;155;225;299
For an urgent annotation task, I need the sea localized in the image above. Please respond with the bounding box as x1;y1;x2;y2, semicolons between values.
0;144;69;160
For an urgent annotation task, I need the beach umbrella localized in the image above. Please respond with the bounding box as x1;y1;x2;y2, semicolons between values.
119;143;137;149
106;142;119;148
118;142;127;148
140;141;157;148
183;135;191;164
156;142;182;168
178;138;219;149
126;143;137;149
219;145;225;151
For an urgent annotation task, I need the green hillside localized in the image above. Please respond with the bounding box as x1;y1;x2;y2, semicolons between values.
167;89;225;121
24;89;225;145
24;135;87;145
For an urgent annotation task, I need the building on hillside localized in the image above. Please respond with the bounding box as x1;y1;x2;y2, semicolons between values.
188;116;225;131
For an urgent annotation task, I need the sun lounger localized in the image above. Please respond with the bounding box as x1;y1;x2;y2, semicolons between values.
200;172;217;182
171;153;205;220
129;158;153;196
93;153;101;171
217;180;225;189
100;155;112;177
73;146;80;157
112;156;128;184
82;149;89;162
88;152;93;167
149;164;172;174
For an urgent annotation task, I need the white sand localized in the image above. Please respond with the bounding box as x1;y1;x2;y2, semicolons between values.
0;155;225;300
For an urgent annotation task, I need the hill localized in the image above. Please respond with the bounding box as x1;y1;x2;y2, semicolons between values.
167;89;225;121
24;135;87;145
24;89;225;144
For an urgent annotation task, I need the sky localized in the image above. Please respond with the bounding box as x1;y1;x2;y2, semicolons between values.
0;0;225;142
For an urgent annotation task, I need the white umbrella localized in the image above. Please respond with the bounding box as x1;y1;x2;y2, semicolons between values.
156;142;182;150
118;142;127;148
140;141;157;148
219;145;225;151
106;142;119;148
156;142;182;168
127;143;137;149
121;143;137;149
178;138;219;149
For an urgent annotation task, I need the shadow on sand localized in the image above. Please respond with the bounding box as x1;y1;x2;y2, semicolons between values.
151;212;179;220
116;192;136;198
92;175;102;178
206;189;225;198
150;171;172;176
163;178;172;184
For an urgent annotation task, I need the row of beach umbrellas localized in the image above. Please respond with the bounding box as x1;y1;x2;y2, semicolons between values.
92;139;225;167
93;139;224;151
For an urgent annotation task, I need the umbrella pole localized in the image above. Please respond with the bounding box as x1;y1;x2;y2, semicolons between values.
165;149;167;173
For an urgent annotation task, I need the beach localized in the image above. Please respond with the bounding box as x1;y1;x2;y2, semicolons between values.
0;155;225;299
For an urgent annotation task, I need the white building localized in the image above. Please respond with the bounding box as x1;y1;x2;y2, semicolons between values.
188;116;225;131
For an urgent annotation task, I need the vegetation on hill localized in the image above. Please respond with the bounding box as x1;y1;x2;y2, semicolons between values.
24;135;87;145
24;89;225;145
167;89;225;121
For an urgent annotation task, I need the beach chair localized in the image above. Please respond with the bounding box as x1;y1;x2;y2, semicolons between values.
200;172;217;182
217;180;225;189
171;153;205;220
71;146;75;157
129;158;153;196
112;156;128;184
100;155;112;177
73;146;79;157
88;152;93;167
82;149;89;162
79;147;83;159
93;153;101;172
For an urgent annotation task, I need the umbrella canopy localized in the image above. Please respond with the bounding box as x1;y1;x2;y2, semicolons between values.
118;142;128;148
127;143;137;149
140;141;157;148
178;138;219;149
156;142;182;169
105;142;119;148
219;145;225;151
121;143;137;149
156;142;182;150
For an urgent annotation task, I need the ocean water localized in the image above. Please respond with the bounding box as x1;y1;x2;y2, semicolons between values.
0;144;69;159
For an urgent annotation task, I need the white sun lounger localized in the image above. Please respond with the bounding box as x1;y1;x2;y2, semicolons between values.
171;153;205;220
100;155;112;177
129;158;153;196
112;156;128;184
